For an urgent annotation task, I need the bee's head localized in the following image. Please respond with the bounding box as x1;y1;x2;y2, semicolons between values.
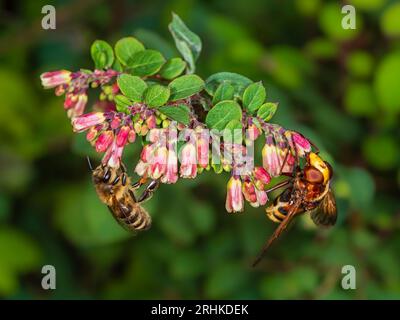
305;152;333;185
92;164;115;185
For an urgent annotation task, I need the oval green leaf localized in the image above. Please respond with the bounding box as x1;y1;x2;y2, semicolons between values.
117;74;147;102
212;82;235;105
90;40;114;69
158;104;190;125
128;49;165;76
168;74;204;101
205;100;242;131
159;57;186;79
144;85;170;108
242;81;266;113
205;72;252;97
257;102;278;122
114;37;145;66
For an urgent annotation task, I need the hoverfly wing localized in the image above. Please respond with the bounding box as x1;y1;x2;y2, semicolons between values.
252;198;302;267
310;188;337;226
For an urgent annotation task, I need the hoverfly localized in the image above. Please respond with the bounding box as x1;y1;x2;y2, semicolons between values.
252;151;337;267
88;158;159;232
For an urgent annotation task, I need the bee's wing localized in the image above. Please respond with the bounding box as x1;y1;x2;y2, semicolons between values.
310;188;337;227
252;198;302;267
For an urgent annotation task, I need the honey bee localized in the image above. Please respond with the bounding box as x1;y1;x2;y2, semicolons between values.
252;152;337;266
88;158;159;232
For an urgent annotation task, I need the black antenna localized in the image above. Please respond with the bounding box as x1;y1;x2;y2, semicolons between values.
86;156;93;171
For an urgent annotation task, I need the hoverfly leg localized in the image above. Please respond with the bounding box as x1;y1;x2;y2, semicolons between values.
264;180;290;194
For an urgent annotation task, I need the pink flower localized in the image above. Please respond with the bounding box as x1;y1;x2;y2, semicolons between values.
40;70;71;88
286;131;311;157
196;135;209;169
262;143;283;177
253;167;271;185
116;126;130;147
226;176;244;213
247;124;261;141
135;160;148;176
146;115;157;129
64;93;88;118
180;143;197;178
242;179;268;207
95;131;114;152
161;150;178;184
148;146;168;179
72;112;105;132
86;127;98;142
128;129;136;143
102;139;123;168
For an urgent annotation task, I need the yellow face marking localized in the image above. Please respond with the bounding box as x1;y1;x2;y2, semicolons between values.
308;152;330;184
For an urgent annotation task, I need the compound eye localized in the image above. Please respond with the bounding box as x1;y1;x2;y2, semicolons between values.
304;167;323;184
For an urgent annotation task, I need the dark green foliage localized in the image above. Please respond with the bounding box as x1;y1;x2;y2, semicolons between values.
1;0;399;300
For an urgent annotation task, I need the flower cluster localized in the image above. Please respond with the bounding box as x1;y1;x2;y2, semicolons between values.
40;14;317;214
40;69;119;118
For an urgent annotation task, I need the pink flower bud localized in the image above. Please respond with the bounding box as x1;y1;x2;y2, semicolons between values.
161;150;178;184
116;126;130;147
86;127;98;142
40;70;71;88
247;124;261;141
253;167;271;185
180;143;197;178
288;131;312;157
95;131;114;152
72;94;88;117
128;129;136;143
225;176;244;213
196;136;209;169
262;142;285;177
110;117;121;130
146;115;157;129
242;180;257;204
148;146;168;179
72;112;105;132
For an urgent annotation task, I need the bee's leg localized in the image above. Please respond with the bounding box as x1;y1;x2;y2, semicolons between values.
137;180;159;204
86;156;94;171
131;176;148;190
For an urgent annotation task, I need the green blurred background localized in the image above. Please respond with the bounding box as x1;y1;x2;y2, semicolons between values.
0;0;399;299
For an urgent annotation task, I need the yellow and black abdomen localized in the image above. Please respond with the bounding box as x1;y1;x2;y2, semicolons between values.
265;187;303;223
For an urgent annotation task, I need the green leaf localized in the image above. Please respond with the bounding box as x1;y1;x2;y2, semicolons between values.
158;104;190;125
168;13;202;73
223;119;243;143
205;72;252;97
212;82;235;104
117;74;147;102
114;94;131;113
257;102;278;121
90;40;114;69
159;58;186;79
242;81;266;112
205;100;242;131
127;49;165;76
144;85;170;108
114;37;145;66
168;74;204;101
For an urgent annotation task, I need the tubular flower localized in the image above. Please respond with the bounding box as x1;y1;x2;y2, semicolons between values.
148;146;168;179
180;142;197;178
40;70;71;88
72;112;105;132
95;131;114;152
226;176;244;213
242;179;268;207
161;150;178;184
262;135;285;177
196;131;209;169
252;167;271;190
286;131;312;157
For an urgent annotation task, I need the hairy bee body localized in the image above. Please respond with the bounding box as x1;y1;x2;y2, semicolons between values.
92;165;152;232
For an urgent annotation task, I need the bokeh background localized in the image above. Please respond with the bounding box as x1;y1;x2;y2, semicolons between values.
0;0;399;299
